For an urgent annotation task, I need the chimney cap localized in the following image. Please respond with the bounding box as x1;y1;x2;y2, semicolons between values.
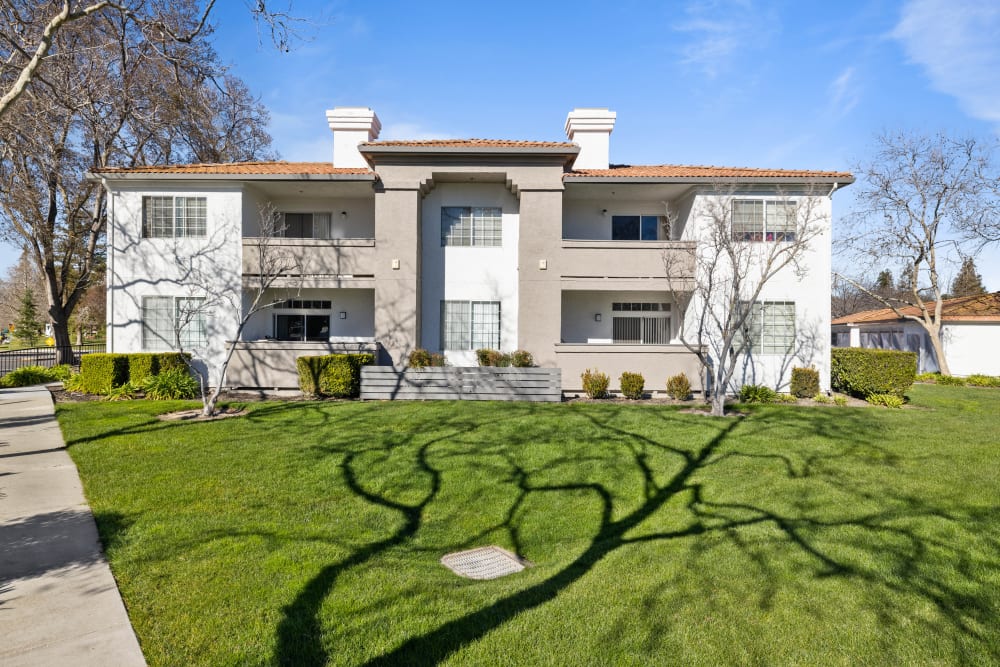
326;106;382;135
565;108;616;138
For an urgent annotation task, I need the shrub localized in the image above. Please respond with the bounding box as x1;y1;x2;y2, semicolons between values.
619;372;645;400
833;395;848;406
775;393;799;403
1;365;60;387
581;369;610;399
830;348;916;398
665;372;692;400
429;353;446;367
813;392;832;404
155;353;190;373
935;374;966;386
510;350;534;368
408;349;444;368
475;349;511;367
915;372;939;383
967;374;1000;387
739;384;777;404
48;364;72;381
127;353;158;385
63;372;86;393
297;353;374;398
790;366;820;398
866;392;904;408
104;382;137;401
81;353;129;394
142;368;199;400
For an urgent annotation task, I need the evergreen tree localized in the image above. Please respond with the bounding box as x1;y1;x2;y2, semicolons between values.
13;290;42;346
950;258;987;297
874;269;893;294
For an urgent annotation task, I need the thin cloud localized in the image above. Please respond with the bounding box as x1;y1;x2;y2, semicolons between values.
828;66;860;117
893;0;1000;125
673;0;775;78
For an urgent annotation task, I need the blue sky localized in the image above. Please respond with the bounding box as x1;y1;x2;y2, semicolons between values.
3;0;998;289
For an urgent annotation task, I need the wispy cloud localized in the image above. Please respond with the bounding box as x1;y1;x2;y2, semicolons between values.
379;122;457;141
828;66;860;117
672;0;775;78
893;0;1000;125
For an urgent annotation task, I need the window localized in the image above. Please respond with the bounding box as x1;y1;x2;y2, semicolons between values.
738;301;795;354
731;200;797;242
142;296;206;350
274;314;330;341
611;215;660;241
281;212;333;239
441;207;502;247
611;302;671;344
142;196;207;238
440;301;500;350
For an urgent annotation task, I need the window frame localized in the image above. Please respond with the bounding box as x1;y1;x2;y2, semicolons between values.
611;215;661;241
280;212;334;239
141;296;207;351
440;300;501;350
731;199;797;242
142;196;207;239
737;301;795;355
440;207;503;247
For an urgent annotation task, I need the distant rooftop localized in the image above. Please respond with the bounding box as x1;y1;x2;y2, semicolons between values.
832;292;1000;325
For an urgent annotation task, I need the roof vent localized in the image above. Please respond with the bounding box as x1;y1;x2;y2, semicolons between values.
565;108;616;170
326;107;381;168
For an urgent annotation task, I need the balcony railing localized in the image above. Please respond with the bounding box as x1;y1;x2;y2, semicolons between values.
560;239;696;287
242;237;375;285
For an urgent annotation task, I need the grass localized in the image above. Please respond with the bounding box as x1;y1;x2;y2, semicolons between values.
58;385;1000;666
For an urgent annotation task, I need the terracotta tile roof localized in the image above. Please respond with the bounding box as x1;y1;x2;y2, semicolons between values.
362;139;577;149
565;164;853;179
93;161;372;175
832;292;1000;325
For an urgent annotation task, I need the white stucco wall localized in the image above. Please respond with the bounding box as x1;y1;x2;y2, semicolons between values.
943;323;1000;376
106;184;244;385
679;189;834;392
419;183;519;365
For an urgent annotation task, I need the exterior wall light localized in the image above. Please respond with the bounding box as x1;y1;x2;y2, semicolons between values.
594;313;602;322
339;312;347;319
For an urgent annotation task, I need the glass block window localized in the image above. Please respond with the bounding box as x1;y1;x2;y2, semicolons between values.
738;301;795;355
732;200;797;242
142;196;207;238
141;296;206;350
766;202;797;242
175;297;207;348
441;207;502;247
441;300;501;350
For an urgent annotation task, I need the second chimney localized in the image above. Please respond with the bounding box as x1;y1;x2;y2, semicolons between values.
326;107;381;168
565;108;616;170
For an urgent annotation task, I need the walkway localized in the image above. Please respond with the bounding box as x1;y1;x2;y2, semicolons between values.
0;384;145;666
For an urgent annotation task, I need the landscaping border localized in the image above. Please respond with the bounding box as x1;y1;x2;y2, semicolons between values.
360;366;562;402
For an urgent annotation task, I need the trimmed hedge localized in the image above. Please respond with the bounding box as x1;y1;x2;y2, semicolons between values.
830;348;917;398
297;353;374;398
619;372;645;400
81;354;130;394
790;367;820;398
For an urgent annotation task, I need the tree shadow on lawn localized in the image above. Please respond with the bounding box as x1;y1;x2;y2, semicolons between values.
267;402;1000;666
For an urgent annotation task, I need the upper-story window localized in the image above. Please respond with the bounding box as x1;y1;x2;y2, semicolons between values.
611;215;660;241
281;212;333;239
441;207;502;247
142;196;207;238
731;200;796;242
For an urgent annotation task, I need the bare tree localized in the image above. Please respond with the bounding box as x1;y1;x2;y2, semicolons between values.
836;131;999;376
0;2;276;364
172;202;297;417
665;184;829;417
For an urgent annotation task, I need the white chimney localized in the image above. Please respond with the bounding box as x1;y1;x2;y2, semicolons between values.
326;107;381;168
565;108;616;170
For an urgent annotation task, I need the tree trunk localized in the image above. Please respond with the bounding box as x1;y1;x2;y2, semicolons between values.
49;308;74;365
926;322;951;376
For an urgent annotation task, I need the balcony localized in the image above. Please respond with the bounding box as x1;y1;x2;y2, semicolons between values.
554;343;703;393
242;237;375;288
560;239;696;290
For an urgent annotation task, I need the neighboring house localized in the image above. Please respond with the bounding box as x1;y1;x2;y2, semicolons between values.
94;107;852;393
831;292;1000;376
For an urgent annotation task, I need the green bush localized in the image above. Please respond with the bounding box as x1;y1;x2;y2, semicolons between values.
739;384;777;404
104;382;137;401
155;353;190;373
1;365;61;387
619;372;645;399
142;368;199;400
774;393;799;403
63;372;86;392
790;366;820;398
833;395;848;406
915;372;940;383
126;353;158;385
408;349;445;368
866;392;905;408
581;369;610;399
297;353;374;398
665;372;692;400
967;374;1000;387
813;392;832;404
81;354;129;394
935;374;966;386
475;349;511;367
510;350;534;368
830;348;916;398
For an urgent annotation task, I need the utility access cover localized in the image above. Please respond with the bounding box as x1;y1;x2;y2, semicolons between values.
441;546;530;580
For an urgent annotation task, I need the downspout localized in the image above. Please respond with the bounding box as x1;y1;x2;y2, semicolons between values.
101;176;114;353
828;182;839;198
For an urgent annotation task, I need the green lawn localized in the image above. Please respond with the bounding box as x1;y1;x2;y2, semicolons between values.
58;385;1000;666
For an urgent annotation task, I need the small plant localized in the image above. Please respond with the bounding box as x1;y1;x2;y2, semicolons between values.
967;374;1000;387
866;392;905;408
774;393;799;403
475;349;511;367
915;372;940;383
665;372;692;400
48;364;73;381
935;374;966;386
429;353;446;367
790;366;820;398
833;395;848;406
581;369;610;399
813;392;832;404
619;372;645;400
408;349;444;368
739;384;777;404
63;372;86;393
510;350;534;368
104;382;137;401
142;368;199;400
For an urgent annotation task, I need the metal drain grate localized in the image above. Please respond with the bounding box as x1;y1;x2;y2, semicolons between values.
441;546;530;580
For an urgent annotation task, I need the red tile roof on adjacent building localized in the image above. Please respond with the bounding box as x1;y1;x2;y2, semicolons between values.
93;161;372;175
362;139;577;148
832;292;1000;325
565;164;854;179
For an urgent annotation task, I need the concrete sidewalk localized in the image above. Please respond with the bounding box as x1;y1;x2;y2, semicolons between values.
0;385;145;666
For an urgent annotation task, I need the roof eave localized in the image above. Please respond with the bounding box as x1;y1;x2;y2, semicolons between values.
565;175;855;185
87;171;377;182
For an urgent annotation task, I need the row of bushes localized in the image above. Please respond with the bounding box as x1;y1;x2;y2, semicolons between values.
0;364;72;388
297;353;374;398
739;384;850;407
79;352;191;394
830;348;917;398
916;372;1000;387
580;370;693;400
406;348;536;368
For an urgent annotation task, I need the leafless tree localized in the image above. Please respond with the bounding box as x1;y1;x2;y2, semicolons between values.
836;131;999;376
172;202;298;417
0;2;277;363
665;184;829;416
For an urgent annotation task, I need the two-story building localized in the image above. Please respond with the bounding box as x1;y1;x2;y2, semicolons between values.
95;107;852;394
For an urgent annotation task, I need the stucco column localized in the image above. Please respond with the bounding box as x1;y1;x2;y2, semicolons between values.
374;186;421;365
517;189;564;367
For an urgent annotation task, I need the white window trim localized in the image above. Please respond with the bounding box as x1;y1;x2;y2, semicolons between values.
141;296;207;351
142;196;207;238
731;199;797;242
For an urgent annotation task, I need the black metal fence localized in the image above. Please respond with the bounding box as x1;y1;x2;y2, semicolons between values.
0;343;106;377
